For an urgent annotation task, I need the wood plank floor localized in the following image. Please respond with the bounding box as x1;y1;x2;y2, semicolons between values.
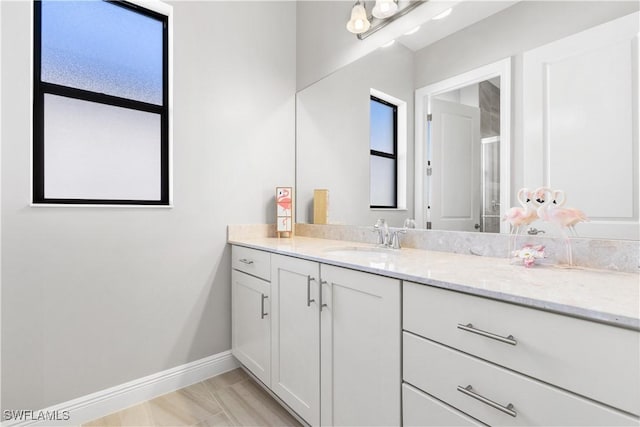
84;368;302;427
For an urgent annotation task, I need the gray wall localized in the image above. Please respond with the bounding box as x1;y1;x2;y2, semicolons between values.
296;43;415;227
0;0;296;411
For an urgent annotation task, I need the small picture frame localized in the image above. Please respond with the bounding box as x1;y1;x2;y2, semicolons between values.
276;187;293;237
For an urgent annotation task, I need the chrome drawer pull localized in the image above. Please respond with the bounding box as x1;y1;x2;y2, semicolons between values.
307;276;316;306
457;323;517;346
239;258;254;265
261;294;268;319
319;280;328;312
457;385;517;418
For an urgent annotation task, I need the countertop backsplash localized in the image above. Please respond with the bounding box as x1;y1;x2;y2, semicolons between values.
227;224;639;273
293;224;640;273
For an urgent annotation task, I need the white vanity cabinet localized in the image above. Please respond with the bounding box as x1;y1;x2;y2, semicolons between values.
269;253;401;427
403;281;640;426
270;254;321;425
320;264;401;427
231;246;272;387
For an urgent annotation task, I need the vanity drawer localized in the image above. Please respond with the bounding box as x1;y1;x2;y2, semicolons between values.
232;246;271;281
403;282;640;415
403;383;485;427
404;332;638;426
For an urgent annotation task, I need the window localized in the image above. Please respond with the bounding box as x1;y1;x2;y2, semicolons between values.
370;95;397;208
33;0;170;205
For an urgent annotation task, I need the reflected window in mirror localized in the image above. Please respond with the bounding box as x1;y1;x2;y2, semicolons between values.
370;95;398;208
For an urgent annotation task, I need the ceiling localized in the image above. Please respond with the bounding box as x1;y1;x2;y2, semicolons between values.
393;1;519;52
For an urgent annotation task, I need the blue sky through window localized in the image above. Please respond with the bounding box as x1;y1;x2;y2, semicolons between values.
370;99;395;154
41;0;163;105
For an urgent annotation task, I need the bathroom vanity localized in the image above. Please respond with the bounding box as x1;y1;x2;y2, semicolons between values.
229;234;640;426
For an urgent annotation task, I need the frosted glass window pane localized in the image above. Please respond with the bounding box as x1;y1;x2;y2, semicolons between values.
44;94;161;200
370;99;395;154
41;0;163;105
370;156;395;207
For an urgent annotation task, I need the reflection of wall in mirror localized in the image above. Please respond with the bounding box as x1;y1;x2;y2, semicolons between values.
296;43;415;227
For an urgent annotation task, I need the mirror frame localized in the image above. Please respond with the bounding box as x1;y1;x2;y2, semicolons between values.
414;57;512;232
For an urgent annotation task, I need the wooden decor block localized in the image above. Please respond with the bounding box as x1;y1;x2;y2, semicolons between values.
276;187;293;238
313;189;329;225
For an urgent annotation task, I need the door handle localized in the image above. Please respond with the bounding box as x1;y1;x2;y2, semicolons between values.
457;385;517;417
457;323;517;346
319;280;328;311
307;276;316;306
260;294;268;319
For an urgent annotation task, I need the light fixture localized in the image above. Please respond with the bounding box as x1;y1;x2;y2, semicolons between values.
404;25;421;35
432;7;452;20
381;39;396;48
372;0;398;19
346;1;371;34
347;0;426;40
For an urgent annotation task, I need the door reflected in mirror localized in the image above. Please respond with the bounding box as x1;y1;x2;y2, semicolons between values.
426;78;501;233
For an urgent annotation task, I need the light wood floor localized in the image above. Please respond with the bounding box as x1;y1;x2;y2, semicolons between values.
84;368;302;427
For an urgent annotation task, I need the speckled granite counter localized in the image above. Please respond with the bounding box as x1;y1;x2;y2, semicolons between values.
228;236;640;330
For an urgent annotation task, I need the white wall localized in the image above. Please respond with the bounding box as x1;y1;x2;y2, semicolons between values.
413;1;640;88
412;0;639;204
0;0;296;412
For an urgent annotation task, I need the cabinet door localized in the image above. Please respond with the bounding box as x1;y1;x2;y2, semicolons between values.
271;254;321;426
320;264;401;426
231;270;271;386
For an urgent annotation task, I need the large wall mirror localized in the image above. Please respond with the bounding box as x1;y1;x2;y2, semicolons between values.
296;1;640;240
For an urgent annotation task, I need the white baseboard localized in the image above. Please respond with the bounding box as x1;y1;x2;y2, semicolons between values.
2;351;239;427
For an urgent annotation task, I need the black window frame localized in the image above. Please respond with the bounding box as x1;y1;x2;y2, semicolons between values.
369;95;398;209
33;0;170;205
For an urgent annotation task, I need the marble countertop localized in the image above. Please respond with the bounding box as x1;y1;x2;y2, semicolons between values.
228;236;640;330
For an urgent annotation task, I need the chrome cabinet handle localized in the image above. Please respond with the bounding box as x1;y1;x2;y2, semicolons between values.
457;323;517;346
239;258;254;265
457;385;517;417
307;276;316;306
261;294;268;319
319;280;328;311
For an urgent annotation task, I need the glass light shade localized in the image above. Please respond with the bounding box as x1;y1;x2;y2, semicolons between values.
346;3;370;34
372;0;398;19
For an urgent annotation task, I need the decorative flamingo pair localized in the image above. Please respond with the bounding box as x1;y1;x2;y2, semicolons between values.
502;187;588;234
502;187;588;265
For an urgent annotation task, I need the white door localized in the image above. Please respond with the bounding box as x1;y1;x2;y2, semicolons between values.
320;264;401;427
271;254;320;426
231;270;271;386
428;98;481;231
523;12;639;239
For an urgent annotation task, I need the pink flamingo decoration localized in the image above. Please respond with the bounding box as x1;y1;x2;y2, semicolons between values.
536;189;589;236
502;188;539;234
502;188;539;255
545;189;589;237
536;187;588;265
276;188;291;215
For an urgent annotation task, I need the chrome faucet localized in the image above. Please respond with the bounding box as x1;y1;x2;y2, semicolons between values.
373;219;389;246
389;228;407;249
373;219;408;249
